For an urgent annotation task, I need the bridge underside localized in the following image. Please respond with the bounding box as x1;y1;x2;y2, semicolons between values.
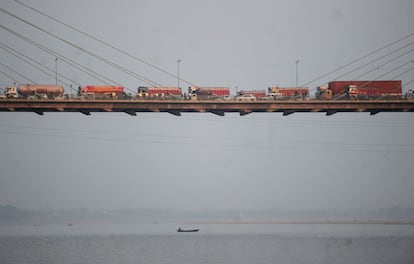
1;99;414;116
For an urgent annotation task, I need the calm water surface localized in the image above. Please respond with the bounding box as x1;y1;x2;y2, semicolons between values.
0;223;413;264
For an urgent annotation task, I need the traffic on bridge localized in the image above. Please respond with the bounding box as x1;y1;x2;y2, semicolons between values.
1;3;413;117
1;81;414;116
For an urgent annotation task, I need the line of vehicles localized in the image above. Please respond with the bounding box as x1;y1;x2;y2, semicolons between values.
1;80;413;100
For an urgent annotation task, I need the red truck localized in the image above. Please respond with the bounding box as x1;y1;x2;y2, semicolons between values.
78;85;124;98
137;87;182;98
316;81;402;99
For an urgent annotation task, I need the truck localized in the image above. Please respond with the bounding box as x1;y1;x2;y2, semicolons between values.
78;85;124;99
18;84;65;99
0;86;19;99
137;86;182;98
236;90;266;99
188;86;230;100
268;87;309;100
316;81;402;100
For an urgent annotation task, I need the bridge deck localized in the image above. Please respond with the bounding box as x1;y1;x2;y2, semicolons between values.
1;99;414;116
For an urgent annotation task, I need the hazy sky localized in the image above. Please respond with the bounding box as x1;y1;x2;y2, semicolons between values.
0;0;413;211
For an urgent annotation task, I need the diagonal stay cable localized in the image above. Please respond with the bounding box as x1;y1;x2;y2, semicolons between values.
0;25;122;87
14;0;198;87
0;69;21;85
0;42;74;87
0;61;37;84
350;49;414;81
0;41;81;86
301;32;414;87
0;7;162;88
334;43;414;81
356;60;414;90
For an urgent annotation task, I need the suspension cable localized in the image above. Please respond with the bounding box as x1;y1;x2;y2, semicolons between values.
0;61;37;84
0;42;76;87
0;41;80;85
333;43;414;81
0;25;123;87
301;32;414;87
0;7;162;88
351;49;414;81
0;69;21;85
14;0;198;87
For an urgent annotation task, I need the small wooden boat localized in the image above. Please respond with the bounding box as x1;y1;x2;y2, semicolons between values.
177;227;199;232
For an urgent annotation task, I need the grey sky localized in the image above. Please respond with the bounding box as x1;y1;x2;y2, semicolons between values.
0;0;413;211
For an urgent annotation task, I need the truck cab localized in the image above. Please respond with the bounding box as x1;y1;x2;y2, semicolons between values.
3;86;19;98
268;87;282;99
137;86;149;97
347;85;358;99
315;86;332;100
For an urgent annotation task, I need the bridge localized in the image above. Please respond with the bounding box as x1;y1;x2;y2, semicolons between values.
1;99;414;116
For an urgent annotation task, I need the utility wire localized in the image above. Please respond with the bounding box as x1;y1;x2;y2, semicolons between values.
14;0;198;87
1;123;412;148
0;7;161;89
301;32;414;87
0;126;413;153
0;24;122;87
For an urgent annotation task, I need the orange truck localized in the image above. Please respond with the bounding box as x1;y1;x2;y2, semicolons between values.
78;85;124;98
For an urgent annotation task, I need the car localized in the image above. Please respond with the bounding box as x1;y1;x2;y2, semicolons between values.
236;94;256;101
217;95;233;101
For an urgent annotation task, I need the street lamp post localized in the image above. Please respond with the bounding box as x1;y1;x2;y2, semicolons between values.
177;59;181;89
412;60;414;92
55;58;58;85
295;59;299;87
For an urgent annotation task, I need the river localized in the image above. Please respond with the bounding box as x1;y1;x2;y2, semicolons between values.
0;223;413;264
